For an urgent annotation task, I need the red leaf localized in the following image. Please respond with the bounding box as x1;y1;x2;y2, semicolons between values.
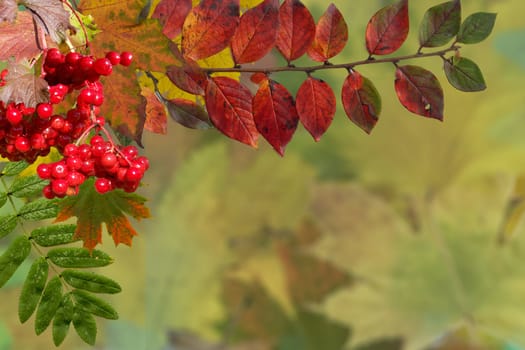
231;0;279;64
205;76;258;147
341;70;382;134
307;3;348;62
394;65;444;120
296;77;336;141
152;0;192;39
250;72;268;84
366;0;409;55
0;12;43;62
253;79;298;156
275;0;315;62
182;0;240;61
166;63;208;96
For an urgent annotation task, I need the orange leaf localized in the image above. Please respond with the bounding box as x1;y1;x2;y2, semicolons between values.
275;0;315;62
307;3;348;62
140;86;168;134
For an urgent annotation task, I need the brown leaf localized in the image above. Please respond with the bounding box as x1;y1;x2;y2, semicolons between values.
141;86;168;134
0;12;42;62
0;59;49;106
0;0;17;22
23;0;72;43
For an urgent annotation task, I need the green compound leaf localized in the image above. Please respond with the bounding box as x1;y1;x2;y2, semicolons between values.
53;293;74;347
30;224;78;247
0;235;31;288
47;248;113;268
9;175;48;198
419;0;461;48
1;161;29;176
0;215;18;239
62;270;121;294
18;198;60;221
457;12;497;44
0;192;7;209
72;309;97;346
444;56;486;92
72;289;119;320
18;257;49;323
35;276;63;335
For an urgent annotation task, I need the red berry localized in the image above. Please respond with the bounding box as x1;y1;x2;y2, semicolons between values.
31;133;46;150
90;135;105;145
81;159;95;175
51;162;68;178
65;52;81;66
120;52;133;66
67;171;85;186
14;136;30;152
100;152;118;168
43;185;55;199
94;178;112;194
6;106;22;125
36;103;53;119
125;167;143;182
106;51;121;65
51;179;68;196
51;116;65;130
121;145;138;159
78;56;94;72
45;48;64;68
37;164;52;179
93;58;113;76
63;144;78;157
66;156;83;170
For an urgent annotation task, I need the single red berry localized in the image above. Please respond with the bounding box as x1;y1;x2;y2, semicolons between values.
14;136;30;152
77;144;92;160
51;162;68;178
37;164;52;179
120;52;133;66
45;48;64;68
94;177;112;194
65;52;81;66
125;167;144;182
6;106;22;125
63;144;78;157
51;116;65;130
90;135;105;145
51;179;68;196
105;51;121;65
81;159;95;175
36;103;53;119
66;171;85;186
93;58;113;76
100;152;118;168
78;56;94;72
66;156;83;170
43;185;55;199
121;145;138;159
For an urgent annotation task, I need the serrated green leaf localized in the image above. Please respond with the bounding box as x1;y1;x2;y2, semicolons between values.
1;161;29;176
52;293;74;347
18;257;48;323
30;224;78;247
47;248;113;268
72;309;97;345
72;289;119;320
0;192;7;209
0;235;31;288
0;215;18;239
62;270;121;294
457;12;497;44
34;276;62;335
18;198;59;221
444;56;486;92
419;0;461;48
9;175;47;198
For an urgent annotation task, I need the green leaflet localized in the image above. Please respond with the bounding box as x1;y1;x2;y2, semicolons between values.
444;56;486;92
18;257;49;323
30;224;78;247
62;270;121;294
71;289;119;320
1;161;29;176
0;215;18;239
52;293;74;347
47;248;113;268
457;12;497;44
419;0;461;48
9;175;47;198
72;310;97;345
18;198;59;221
34;276;62;335
0;236;31;288
0;192;7;209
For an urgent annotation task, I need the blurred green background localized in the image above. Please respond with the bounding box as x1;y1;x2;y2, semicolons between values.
2;0;525;349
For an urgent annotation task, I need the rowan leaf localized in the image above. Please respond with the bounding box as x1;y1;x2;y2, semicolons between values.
8;174;47;198
394;65;444;120
18;198;59;221
366;0;409;55
0;236;31;288
0;0;17;22
47;248;113;268
62;270;121;294
253;78;299;156
55;179;150;250
0;59;49;107
72;309;97;345
231;0;279;64
30;224;78;247
205;76;258;147
71;289;119;320
276;0;315;62
307;3;348;62
0;193;7;209
52;293;74;347
419;0;461;48
21;0;72;43
0;215;17;239
152;0;192;39
166;98;212;130
444;56;486;92
34;276;62;335
1;160;29;176
181;0;240;61
296;76;336;141
341;70;382;134
18;257;48;323
0;12;42;62
457;12;497;44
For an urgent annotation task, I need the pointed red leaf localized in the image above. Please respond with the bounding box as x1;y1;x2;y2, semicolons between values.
152;0;192;39
307;4;348;62
205;76;258;147
182;0;240;60
366;0;409;55
296;77;336;141
341;70;382;134
166;62;208;96
276;0;315;62
394;65;443;120
253;79;299;156
250;72;268;84
231;0;279;64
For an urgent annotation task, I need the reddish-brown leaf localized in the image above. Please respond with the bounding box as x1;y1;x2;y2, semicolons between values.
0;59;49;107
0;0;17;22
140;86;168;134
23;0;72;43
231;0;279;64
295;77;335;141
275;0;315;62
166;98;212;130
205;76;258;147
366;0;409;55
341;70;382;134
307;3;348;62
394;64;444;120
0;12;42;62
152;0;192;39
253;79;298;156
166;63;208;96
250;72;268;84
182;0;240;61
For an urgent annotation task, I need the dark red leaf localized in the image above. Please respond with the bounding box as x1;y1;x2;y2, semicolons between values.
152;0;192;39
166;63;208;96
419;0;461;48
275;0;316;62
231;0;279;64
182;0;240;60
205;76;258;147
341;70;382;134
394;65;444;120
307;3;348;62
366;0;409;55
296;77;336;141
253;79;299;156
